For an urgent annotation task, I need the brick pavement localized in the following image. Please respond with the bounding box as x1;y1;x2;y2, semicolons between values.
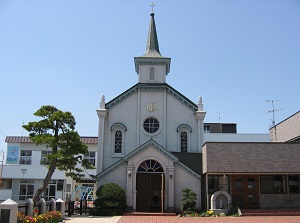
117;216;300;223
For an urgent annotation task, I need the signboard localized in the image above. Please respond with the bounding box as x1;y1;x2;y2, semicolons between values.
6;146;19;164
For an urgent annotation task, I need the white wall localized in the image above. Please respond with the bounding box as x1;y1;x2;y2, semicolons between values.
204;133;270;143
174;163;201;211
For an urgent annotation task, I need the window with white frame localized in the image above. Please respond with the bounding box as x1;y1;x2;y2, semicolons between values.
19;150;32;165
111;123;127;156
84;151;96;166
40;151;52;165
149;67;155;81
19;179;34;200
177;124;192;152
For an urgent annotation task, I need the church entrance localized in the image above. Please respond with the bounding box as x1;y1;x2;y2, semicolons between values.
136;160;164;212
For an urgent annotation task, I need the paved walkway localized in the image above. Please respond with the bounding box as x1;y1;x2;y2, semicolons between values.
66;215;300;223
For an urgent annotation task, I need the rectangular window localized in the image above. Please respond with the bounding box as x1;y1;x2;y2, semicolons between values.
57;180;64;191
208;176;219;194
260;175;286;194
0;179;12;189
19;150;32;165
204;126;210;133
84;152;96;166
40;151;52;165
288;175;300;193
19;180;34;200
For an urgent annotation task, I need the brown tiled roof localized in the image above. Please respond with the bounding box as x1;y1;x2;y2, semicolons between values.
5;136;32;143
80;137;98;144
5;136;98;144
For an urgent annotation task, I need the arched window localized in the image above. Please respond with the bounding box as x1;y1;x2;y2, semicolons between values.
180;131;188;152
110;123;127;156
138;160;164;173
177;124;192;152
149;67;155;81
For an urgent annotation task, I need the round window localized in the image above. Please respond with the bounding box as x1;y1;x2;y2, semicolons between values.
143;117;160;134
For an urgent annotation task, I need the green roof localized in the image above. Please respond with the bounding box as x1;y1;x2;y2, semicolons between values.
172;152;203;175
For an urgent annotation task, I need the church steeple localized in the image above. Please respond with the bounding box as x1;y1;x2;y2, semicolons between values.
143;12;163;58
134;11;171;83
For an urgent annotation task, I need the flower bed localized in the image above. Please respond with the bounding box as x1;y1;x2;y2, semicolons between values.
17;210;61;223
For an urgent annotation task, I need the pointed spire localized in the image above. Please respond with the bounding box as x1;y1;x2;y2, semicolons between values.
143;13;163;58
134;10;171;76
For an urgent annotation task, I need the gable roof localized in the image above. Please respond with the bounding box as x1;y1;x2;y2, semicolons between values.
96;139;201;180
105;83;198;112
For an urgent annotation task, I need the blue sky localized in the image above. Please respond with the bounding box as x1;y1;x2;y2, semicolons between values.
0;0;299;151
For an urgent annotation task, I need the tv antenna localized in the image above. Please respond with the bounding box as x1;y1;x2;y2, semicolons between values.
216;112;222;133
265;100;284;141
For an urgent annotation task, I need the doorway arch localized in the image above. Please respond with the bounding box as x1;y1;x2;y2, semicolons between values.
136;159;164;212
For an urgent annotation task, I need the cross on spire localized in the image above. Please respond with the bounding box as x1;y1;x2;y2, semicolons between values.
149;2;156;13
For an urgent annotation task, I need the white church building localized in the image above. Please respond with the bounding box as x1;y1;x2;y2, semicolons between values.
95;12;206;212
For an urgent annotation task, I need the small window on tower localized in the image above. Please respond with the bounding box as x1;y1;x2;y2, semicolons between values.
149;67;155;81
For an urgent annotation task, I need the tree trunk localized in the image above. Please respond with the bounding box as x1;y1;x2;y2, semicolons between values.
33;159;57;203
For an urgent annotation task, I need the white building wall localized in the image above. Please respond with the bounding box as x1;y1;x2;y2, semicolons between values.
0;189;12;201
3;141;97;201
99;163;127;189
103;89;200;171
103;94;138;169
204;133;270;143
166;94;198;152
173;163;201;211
139;65;166;83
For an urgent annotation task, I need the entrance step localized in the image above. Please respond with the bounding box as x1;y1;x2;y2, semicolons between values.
124;212;177;216
241;208;300;216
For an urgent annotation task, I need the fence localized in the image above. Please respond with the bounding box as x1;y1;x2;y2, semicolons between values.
65;199;94;217
0;197;94;223
0;198;65;223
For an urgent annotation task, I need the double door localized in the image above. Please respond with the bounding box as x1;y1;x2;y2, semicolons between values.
231;175;259;209
136;173;163;212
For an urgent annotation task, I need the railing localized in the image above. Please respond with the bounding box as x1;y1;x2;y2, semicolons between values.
17;198;95;217
65;199;94;217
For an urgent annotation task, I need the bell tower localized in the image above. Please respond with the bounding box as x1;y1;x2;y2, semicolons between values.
134;12;171;83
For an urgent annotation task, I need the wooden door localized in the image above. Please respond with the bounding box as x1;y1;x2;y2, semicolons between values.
136;173;151;212
136;173;162;212
231;175;259;209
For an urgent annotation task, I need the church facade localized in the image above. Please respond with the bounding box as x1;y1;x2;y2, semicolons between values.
95;12;205;212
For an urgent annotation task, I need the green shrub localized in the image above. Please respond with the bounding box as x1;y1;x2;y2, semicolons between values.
90;182;126;216
180;188;197;215
96;182;125;199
